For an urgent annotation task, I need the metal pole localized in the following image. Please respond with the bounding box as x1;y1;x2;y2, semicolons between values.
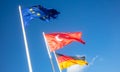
18;5;33;72
42;32;56;72
53;51;62;72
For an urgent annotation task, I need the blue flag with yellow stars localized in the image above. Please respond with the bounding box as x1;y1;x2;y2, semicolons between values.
22;5;60;26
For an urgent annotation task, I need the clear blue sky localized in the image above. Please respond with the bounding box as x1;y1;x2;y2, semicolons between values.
0;0;120;72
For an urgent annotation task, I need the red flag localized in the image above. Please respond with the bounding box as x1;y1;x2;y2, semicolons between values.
45;32;85;52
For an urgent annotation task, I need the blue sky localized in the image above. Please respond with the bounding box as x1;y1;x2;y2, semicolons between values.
0;0;120;72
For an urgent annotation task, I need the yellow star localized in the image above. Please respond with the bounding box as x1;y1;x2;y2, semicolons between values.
29;8;33;11
37;13;41;16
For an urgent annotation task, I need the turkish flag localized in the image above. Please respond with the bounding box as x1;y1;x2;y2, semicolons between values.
45;32;85;52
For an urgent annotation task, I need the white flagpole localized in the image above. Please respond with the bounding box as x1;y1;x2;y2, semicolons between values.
53;51;62;72
18;5;33;72
42;32;56;72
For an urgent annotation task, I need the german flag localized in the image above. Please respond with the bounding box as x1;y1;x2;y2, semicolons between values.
56;53;88;70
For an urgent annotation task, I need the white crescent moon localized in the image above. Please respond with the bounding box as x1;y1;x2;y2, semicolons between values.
55;35;63;41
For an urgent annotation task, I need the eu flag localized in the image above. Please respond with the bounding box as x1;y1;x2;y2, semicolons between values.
22;5;60;26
